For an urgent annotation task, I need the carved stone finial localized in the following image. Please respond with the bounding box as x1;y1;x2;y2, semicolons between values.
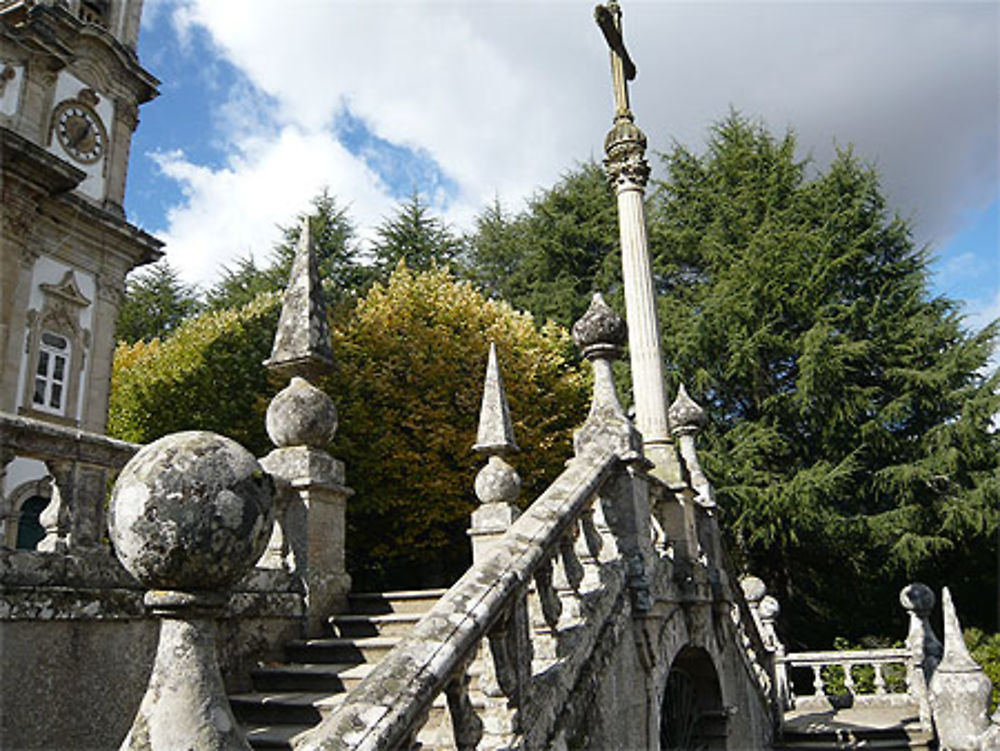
900;582;936;617
669;383;706;436
266;376;338;448
265;215;334;379
572;292;627;359
572;293;643;459
109;431;274;750
473;342;518;455
939;587;982;674
929;587;994;749
740;575;767;605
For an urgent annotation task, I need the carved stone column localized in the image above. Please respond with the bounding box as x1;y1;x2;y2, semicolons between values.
598;2;683;489
928;587;997;750
108;431;273;751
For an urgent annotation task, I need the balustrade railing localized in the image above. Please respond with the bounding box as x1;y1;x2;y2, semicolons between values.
779;648;912;711
297;447;643;751
0;410;138;554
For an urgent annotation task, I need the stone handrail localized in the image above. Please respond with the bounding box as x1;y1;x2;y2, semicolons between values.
0;410;139;551
779;647;912;710
297;444;639;750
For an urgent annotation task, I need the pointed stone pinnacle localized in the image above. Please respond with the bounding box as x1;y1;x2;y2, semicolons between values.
473;342;518;455
265;215;334;379
939;587;982;673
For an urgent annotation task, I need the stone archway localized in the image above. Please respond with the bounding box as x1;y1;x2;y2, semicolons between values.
660;646;726;751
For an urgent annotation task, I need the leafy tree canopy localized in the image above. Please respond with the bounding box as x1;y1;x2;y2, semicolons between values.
323;263;588;588
370;192;463;280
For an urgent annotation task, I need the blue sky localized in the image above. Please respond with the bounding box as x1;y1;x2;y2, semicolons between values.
124;1;998;333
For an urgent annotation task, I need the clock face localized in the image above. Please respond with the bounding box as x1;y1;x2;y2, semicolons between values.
53;101;106;164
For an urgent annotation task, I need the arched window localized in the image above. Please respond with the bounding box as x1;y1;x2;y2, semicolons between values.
15;495;47;550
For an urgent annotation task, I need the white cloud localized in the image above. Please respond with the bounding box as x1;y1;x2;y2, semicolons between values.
144;1;998;300
152;126;393;286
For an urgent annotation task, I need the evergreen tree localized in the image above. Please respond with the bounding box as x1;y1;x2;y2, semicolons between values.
116;260;201;343
370;192;463;278
205;190;364;311
466;162;621;327
650;113;999;642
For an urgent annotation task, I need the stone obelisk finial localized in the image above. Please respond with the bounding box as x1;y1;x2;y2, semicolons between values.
260;212;352;634
595;2;682;487
469;343;521;563
264;215;333;380
473;342;519;455
928;587;995;748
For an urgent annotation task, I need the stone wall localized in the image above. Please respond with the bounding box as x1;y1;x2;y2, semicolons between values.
0;549;304;751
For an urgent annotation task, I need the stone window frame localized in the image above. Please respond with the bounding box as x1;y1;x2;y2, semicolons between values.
19;271;91;426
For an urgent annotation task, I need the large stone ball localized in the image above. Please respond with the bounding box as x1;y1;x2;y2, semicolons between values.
266;376;338;448
109;431;274;591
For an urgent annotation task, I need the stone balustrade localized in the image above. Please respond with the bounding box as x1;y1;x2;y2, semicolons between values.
0;409;138;552
779;647;912;710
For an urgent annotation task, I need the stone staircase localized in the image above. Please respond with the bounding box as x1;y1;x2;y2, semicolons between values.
233;588;447;750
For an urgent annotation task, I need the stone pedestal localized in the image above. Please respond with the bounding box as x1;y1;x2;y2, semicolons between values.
261;445;352;635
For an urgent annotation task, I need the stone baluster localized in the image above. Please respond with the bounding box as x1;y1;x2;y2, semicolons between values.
480;596;533;747
108;431;274;750
928;587;1000;751
259;216;352;635
843;662;856;695
469;342;521;563
38;458;109;552
900;582;942;732
811;665;824;697
444;657;484;751
873;663;886;696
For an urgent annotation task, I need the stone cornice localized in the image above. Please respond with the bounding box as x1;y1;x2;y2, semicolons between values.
0;125;84;193
1;3;159;103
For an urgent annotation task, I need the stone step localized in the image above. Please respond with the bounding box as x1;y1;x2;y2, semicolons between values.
777;728;935;751
244;723;314;749
284;635;400;664
232;690;345;726
251;662;372;693
329;611;424;638
348;588;448;615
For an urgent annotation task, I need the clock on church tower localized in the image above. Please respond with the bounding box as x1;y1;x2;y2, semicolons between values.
0;0;164;435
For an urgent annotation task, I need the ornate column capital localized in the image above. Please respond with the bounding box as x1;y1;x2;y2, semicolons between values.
604;116;650;191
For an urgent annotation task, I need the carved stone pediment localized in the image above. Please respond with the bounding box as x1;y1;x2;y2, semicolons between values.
40;270;91;310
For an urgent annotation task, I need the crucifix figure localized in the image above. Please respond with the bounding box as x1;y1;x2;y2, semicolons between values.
595;1;637;119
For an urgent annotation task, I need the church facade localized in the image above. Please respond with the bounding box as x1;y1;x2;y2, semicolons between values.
0;0;161;547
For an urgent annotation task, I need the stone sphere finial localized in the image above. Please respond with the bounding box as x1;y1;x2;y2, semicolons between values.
266;376;338;448
669;383;706;436
900;582;935;616
572;293;627;359
475;455;522;505
109;431;274;591
740;575;767;604
759;595;781;621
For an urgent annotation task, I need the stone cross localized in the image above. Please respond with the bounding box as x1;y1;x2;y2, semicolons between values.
595;1;637;119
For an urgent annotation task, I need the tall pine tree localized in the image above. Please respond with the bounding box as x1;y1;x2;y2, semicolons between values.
651;114;999;643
